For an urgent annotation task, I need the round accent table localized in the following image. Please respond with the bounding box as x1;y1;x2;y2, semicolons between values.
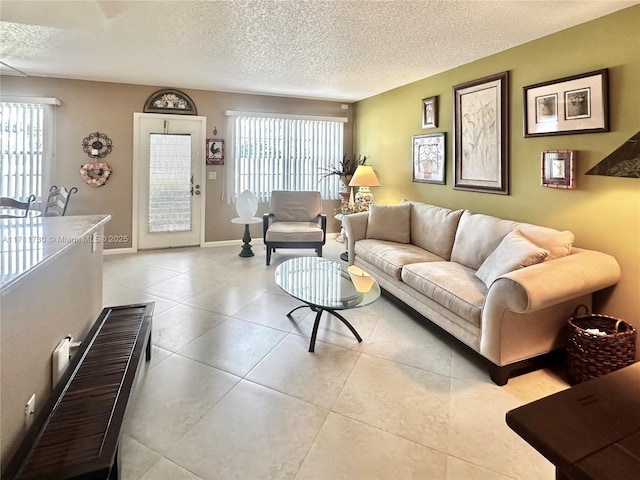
231;217;262;257
275;257;380;352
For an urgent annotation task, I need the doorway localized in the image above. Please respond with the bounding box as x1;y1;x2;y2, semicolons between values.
133;113;206;250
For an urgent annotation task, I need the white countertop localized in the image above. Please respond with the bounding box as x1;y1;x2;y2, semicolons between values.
0;214;111;291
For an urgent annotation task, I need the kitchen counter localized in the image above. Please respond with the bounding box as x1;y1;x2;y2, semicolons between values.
1;214;111;291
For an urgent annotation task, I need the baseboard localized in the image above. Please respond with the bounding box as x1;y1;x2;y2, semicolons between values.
103;247;136;255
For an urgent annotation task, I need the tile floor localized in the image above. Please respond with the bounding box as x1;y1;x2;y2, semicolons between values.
104;239;570;480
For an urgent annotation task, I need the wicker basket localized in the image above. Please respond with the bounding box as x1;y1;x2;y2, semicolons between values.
566;305;637;385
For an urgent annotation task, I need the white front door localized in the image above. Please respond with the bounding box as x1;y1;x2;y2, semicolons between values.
134;113;206;250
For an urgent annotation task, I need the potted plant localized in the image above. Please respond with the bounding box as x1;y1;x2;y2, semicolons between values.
320;154;367;204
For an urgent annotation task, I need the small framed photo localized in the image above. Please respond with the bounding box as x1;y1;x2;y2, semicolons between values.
413;132;445;184
206;139;224;165
421;96;438;129
524;69;608;137
541;150;576;189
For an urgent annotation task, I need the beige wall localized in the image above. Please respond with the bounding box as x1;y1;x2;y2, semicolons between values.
0;78;353;247
353;6;640;328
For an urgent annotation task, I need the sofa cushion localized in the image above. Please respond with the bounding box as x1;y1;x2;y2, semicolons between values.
450;211;518;270
401;200;463;260
366;204;411;243
450;211;575;270
515;223;574;261
475;230;550;287
401;262;485;328
355;239;443;280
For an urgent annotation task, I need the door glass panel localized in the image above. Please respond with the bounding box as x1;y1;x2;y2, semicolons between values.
148;133;192;233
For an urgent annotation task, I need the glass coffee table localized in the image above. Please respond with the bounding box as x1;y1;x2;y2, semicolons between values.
275;257;380;352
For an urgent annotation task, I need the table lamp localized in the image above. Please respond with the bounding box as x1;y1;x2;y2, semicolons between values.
349;165;380;211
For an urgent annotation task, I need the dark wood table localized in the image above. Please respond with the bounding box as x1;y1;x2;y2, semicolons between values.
506;362;640;480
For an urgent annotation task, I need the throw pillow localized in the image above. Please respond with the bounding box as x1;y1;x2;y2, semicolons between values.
475;229;550;287
366;204;411;243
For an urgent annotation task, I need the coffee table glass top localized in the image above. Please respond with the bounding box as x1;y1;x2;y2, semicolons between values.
275;257;380;310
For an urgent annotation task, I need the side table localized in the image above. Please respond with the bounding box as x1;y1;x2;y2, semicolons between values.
231;217;262;257
506;362;640;479
334;213;349;262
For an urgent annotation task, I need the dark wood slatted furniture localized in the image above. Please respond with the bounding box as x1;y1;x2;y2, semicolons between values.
2;303;154;480
506;362;640;480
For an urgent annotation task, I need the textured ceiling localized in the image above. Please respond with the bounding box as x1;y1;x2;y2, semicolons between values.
0;0;637;102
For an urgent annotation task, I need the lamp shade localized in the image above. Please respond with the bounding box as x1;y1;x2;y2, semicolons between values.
349;165;380;187
236;190;258;220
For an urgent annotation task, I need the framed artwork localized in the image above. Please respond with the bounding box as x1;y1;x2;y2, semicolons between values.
421;96;438;129
523;69;609;137
413;133;445;184
541;150;576;189
453;71;509;194
206;139;224;165
143;89;198;115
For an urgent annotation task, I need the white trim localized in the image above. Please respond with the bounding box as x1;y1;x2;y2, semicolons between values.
103;247;137;255
224;110;347;123
132;112;207;250
0;96;61;105
201;239;251;248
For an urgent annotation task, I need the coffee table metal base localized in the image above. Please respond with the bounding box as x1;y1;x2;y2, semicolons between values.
286;305;362;352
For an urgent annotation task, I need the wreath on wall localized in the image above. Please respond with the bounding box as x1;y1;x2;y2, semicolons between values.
80;162;112;187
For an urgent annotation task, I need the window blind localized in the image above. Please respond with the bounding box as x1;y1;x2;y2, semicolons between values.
226;113;345;203
0;99;58;201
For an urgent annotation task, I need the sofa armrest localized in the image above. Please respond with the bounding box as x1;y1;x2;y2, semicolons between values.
485;248;621;314
342;212;369;264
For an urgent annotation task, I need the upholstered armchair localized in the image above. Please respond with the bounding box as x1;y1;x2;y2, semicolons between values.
263;190;327;265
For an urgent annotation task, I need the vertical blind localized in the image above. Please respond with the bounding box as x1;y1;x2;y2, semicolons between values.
0;102;45;200
226;113;345;203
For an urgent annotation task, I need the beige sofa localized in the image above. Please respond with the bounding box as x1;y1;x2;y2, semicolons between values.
342;200;621;385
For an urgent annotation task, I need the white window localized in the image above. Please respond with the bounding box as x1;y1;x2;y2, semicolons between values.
0;97;59;201
225;111;346;203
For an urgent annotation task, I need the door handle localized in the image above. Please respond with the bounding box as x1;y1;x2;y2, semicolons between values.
194;184;201;195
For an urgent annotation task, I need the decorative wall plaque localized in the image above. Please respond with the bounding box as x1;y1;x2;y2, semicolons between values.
82;132;112;158
143;89;197;115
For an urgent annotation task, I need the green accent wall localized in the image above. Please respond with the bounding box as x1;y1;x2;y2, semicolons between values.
354;6;640;326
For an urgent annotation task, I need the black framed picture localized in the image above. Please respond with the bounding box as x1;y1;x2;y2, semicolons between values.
421;96;438;129
453;71;509;194
523;69;608;137
413;133;445;184
206;139;224;165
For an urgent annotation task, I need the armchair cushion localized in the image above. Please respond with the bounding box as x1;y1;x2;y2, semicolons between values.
270;190;322;222
264;222;325;242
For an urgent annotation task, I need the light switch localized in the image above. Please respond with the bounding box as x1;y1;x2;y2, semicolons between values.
208;171;217;180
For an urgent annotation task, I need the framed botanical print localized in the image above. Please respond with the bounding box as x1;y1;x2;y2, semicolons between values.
413;133;445;184
453;71;509;194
